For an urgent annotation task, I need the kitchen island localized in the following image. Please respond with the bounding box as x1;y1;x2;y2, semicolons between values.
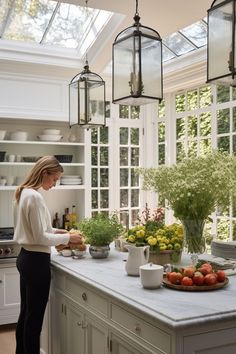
49;245;236;354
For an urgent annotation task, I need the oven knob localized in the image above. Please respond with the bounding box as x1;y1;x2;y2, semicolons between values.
4;248;11;255
0;249;3;256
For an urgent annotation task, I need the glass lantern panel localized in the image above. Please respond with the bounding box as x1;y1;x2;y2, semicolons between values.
141;36;162;98
88;80;105;126
78;80;87;124
69;82;79;126
208;2;233;80
113;36;139;101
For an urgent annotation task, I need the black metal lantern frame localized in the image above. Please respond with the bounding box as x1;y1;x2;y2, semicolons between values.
112;0;163;106
69;0;106;128
69;62;106;128
207;0;236;86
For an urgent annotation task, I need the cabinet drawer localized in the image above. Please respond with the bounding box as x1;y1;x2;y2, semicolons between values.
65;276;108;317
111;304;171;354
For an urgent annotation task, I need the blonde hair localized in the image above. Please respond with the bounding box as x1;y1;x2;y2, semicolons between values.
15;155;63;203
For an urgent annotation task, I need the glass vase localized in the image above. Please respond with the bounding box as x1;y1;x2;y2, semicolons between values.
181;219;206;258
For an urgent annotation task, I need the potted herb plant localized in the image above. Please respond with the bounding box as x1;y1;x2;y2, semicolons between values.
78;213;124;258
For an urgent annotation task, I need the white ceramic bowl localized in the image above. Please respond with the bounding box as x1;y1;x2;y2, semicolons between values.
38;135;63;141
72;249;86;258
61;249;72;257
10;131;28;141
0;130;6;140
43;129;61;135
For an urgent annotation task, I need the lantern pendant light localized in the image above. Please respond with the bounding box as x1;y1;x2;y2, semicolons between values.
207;0;236;86
112;0;163;106
69;1;106;128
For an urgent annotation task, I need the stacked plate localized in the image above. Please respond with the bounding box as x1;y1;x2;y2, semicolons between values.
211;240;236;259
38;129;63;142
60;175;82;185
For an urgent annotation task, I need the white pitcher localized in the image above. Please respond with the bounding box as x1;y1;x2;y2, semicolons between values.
125;245;150;276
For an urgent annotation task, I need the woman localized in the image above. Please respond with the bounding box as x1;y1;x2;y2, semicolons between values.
13;155;82;354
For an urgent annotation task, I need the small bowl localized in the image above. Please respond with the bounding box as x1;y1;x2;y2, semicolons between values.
10;131;28;141
43;129;61;135
72;249;86;259
61;249;72;257
38;135;63;142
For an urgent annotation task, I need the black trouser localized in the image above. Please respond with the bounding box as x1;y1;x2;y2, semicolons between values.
15;248;51;354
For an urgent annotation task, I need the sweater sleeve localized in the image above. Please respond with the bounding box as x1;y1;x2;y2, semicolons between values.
26;192;70;246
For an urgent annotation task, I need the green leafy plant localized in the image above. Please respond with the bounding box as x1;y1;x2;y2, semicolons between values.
78;213;124;246
138;151;236;221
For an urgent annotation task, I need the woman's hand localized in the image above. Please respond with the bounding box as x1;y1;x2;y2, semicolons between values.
69;232;83;243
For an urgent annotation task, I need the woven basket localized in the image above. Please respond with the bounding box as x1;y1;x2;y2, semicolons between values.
149;250;182;266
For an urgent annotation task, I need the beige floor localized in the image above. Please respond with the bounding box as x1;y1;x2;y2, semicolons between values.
0;324;16;354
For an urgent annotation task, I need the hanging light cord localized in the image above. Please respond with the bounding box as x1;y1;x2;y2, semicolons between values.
135;0;139;16
85;0;88;67
133;0;140;26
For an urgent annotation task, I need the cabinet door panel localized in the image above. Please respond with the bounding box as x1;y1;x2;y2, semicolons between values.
66;302;85;354
0;268;20;307
86;315;108;354
50;292;65;354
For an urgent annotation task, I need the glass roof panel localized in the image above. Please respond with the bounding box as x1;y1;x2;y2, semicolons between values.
163;32;196;56
0;0;113;54
79;10;112;55
43;3;95;49
3;0;57;43
0;0;12;34
162;44;176;62
180;21;207;47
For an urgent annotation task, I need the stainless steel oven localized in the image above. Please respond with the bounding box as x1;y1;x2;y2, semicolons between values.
0;227;20;260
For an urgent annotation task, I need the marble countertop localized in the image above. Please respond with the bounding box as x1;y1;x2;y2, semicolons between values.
51;244;236;329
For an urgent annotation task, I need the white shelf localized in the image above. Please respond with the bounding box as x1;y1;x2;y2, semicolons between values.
0;162;85;167
0;185;85;191
0;140;84;146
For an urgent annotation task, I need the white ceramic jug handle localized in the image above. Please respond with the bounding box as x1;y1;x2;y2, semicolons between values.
144;245;150;262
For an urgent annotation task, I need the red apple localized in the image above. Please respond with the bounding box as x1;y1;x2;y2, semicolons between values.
192;271;205;285
216;270;226;283
204;273;217;286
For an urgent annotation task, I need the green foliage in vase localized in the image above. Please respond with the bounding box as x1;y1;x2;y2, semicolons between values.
78;213;124;246
138;151;236;221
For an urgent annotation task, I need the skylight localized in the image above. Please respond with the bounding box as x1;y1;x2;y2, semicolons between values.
0;0;113;56
162;19;207;62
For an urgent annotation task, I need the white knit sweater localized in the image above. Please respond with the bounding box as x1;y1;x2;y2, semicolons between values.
13;188;69;254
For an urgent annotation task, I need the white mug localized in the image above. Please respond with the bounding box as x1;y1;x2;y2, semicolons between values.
8;154;15;162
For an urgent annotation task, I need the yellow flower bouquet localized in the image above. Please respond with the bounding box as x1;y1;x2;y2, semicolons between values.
125;223;184;264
